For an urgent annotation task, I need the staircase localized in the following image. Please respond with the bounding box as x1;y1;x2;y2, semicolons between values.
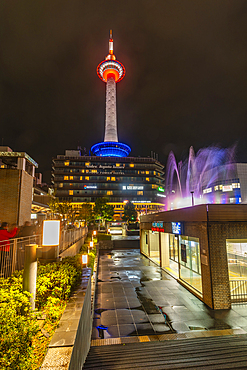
83;334;247;369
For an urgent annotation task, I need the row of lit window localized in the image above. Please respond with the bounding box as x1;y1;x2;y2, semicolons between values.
64;161;161;173
203;183;241;194
57;168;160;176
63;175;152;182
68;190;144;196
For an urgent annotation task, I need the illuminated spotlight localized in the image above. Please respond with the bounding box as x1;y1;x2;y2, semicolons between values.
82;254;88;265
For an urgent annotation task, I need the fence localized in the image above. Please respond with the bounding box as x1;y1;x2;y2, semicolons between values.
230;280;247;303
68;274;92;370
0;227;88;278
0;235;41;278
59;227;88;253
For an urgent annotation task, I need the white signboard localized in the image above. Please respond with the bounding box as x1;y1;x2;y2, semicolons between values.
122;186;144;190
223;185;233;192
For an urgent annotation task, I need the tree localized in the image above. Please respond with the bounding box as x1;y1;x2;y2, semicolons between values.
122;201;137;224
48;197;60;218
93;197;114;226
76;203;93;225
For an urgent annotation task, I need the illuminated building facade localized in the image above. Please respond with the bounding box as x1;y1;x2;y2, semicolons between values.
201;163;247;205
52;33;165;219
52;150;165;218
52;32;165;217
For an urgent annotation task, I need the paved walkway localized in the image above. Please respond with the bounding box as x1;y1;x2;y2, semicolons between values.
92;249;247;342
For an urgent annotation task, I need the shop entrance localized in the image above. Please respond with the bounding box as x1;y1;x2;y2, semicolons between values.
226;239;247;302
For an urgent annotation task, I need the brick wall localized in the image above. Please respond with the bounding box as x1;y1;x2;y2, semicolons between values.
209;222;247;310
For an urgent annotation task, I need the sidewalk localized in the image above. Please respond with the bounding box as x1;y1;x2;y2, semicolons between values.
92;249;247;341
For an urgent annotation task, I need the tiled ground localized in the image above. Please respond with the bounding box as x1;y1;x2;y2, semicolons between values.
92;249;247;340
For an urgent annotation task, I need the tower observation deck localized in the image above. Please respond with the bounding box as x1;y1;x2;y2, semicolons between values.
91;31;131;157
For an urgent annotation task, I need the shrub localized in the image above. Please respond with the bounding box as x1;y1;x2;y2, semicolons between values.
0;287;39;370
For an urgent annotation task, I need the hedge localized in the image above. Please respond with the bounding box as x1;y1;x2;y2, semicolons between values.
0;236;97;369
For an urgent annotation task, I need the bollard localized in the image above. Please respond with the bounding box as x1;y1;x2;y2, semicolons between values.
23;244;38;310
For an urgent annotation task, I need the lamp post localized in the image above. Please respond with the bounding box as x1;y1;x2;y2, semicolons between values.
191;191;194;206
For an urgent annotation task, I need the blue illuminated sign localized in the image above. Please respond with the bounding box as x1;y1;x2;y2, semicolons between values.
152;221;163;228
171;222;183;235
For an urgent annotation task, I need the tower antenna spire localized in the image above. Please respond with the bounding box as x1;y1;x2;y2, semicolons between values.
109;29;113;55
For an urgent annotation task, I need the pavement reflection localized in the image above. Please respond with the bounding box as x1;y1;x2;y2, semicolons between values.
92;249;247;339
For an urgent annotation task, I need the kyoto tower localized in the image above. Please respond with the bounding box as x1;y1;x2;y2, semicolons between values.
91;31;131;157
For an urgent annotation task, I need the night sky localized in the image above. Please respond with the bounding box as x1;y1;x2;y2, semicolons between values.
1;1;247;183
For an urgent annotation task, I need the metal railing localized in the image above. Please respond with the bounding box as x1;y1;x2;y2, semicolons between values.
230;280;247;302
59;227;88;253
0;235;41;278
0;227;88;278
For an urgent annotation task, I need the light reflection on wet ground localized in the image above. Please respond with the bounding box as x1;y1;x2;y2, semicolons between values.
92;249;247;339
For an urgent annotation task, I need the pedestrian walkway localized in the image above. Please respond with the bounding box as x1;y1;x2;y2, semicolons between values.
92;249;247;342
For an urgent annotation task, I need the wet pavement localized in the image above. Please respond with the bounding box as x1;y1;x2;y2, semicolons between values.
92;249;247;340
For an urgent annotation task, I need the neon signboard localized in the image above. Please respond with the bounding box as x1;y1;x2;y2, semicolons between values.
171;222;183;235
158;186;165;192
152;221;164;232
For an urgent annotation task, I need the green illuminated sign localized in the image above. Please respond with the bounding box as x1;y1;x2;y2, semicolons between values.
158;187;165;192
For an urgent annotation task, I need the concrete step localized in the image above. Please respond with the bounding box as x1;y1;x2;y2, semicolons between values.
83;334;247;369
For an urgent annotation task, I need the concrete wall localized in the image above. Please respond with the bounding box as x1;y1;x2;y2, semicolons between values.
0;169;33;225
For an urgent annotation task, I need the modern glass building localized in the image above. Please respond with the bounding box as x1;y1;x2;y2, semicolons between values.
52;150;165;218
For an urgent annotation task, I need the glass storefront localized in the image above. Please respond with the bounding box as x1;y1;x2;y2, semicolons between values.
226;239;247;280
141;230;149;256
141;229;202;294
149;230;160;265
179;236;202;293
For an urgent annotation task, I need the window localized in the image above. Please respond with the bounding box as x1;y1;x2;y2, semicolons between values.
86;170;89;173
111;177;116;181
80;176;83;180
64;161;69;166
152;184;157;189
85;176;89;180
64;176;68;180
146;171;149;174
81;169;84;173
91;170;97;173
107;191;113;195
69;176;73;180
107;177;110;181
69;190;73;195
116;163;120;167
146;178;150;181
214;185;219;191
85;162;90;166
137;191;143;195
130;164;134;167
154;171;156;175
59;183;63;188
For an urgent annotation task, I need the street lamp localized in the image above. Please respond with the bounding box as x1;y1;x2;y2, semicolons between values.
191;191;194;206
